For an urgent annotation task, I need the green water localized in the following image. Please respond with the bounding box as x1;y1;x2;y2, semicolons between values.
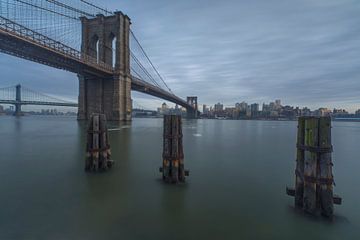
0;116;359;239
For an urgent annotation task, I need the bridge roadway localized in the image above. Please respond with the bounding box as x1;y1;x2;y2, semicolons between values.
0;77;191;109
0;16;193;111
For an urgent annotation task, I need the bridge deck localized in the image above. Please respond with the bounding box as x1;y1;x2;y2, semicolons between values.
131;77;191;109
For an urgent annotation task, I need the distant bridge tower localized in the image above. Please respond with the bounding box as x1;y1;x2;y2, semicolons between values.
187;96;198;119
14;84;22;116
78;12;132;121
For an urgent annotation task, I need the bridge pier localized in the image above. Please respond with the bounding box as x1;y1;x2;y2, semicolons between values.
14;84;23;116
78;12;132;121
186;108;198;119
77;74;132;121
14;103;22;116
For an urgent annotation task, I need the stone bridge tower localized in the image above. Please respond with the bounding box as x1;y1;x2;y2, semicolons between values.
78;11;132;121
187;96;198;119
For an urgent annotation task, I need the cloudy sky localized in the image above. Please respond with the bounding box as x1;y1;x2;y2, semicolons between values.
1;0;360;111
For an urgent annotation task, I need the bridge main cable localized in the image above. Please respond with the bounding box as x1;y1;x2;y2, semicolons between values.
130;30;173;94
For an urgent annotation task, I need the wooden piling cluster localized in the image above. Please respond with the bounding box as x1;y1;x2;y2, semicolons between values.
85;114;114;172
287;116;341;218
160;115;189;183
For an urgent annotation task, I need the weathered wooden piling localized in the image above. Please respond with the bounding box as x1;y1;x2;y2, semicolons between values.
295;117;305;208
303;117;318;214
160;115;189;183
318;117;334;218
85;114;114;172
286;116;341;219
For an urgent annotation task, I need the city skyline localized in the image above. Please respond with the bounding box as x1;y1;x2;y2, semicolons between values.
158;99;360;114
1;96;360;114
0;0;359;112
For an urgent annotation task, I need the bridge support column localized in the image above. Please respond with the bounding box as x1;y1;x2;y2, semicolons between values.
77;75;103;120
77;74;132;121
14;104;22;116
186;109;198;119
14;84;22;116
113;74;132;121
77;75;87;120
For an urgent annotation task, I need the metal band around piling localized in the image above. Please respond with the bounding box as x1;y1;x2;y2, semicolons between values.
163;134;183;139
296;144;333;153
87;145;111;153
303;175;334;186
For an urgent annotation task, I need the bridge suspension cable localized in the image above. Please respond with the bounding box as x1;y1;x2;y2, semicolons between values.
0;0;112;51
130;30;173;94
130;51;162;89
130;30;172;93
80;0;113;16
0;85;16;100
21;86;75;103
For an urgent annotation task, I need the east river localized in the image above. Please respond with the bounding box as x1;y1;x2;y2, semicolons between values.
0;116;359;239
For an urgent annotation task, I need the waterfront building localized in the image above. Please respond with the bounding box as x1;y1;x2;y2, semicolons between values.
162;103;168;112
275;99;281;108
246;107;252;118
301;107;312;116
214;103;224;113
315;108;332;117
281;105;296;119
250;103;259;117
203;104;209;114
224;107;235;118
333;109;348;114
235;102;248;112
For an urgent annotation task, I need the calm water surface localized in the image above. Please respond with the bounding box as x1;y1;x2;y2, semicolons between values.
0;116;359;239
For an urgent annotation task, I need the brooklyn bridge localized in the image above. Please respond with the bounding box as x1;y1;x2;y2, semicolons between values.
0;0;199;120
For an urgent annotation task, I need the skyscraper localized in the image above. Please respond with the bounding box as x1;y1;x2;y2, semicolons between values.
214;103;224;112
275;99;281;107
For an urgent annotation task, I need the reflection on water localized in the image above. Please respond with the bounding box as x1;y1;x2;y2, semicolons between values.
0;116;359;239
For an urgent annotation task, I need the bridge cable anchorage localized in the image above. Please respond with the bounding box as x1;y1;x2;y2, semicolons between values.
130;30;173;94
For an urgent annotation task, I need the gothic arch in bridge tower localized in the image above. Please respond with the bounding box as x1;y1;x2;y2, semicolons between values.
108;32;117;68
89;34;100;63
78;12;132;121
